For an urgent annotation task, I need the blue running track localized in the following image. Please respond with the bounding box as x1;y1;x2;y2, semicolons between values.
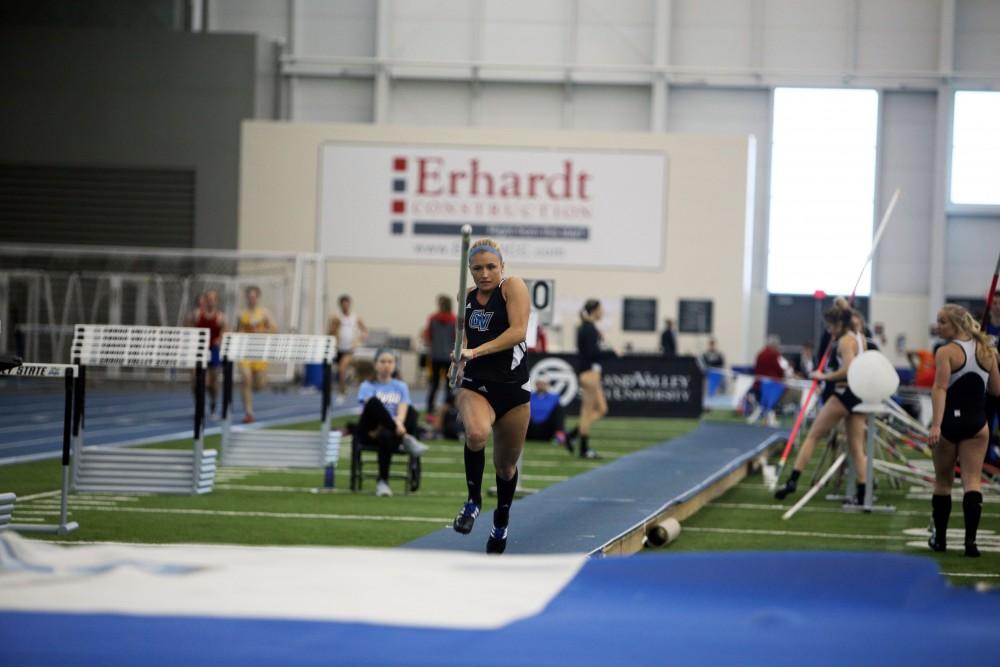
0;388;363;464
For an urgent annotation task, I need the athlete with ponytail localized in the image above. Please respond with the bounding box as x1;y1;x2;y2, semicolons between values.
928;304;1000;557
775;304;869;504
451;238;531;555
569;299;609;459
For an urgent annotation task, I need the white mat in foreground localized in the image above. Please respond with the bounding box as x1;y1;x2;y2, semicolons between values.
0;533;585;629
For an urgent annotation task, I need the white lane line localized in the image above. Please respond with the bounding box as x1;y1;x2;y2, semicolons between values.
17;490;61;502
683;526;900;541
28;504;449;523
904;541;1000;553
213;469;569;482
709;501;1000;520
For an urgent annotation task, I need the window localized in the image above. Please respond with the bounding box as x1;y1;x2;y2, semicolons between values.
951;91;1000;206
767;88;879;296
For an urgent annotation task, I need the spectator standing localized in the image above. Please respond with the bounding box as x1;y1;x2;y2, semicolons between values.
423;294;457;417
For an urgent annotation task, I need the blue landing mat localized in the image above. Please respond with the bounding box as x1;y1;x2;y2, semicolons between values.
406;422;787;555
2;551;996;666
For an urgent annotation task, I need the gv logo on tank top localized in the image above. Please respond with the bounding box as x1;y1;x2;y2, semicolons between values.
469;309;494;332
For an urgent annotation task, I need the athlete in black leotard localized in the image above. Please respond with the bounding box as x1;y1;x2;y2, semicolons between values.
450;238;531;555
928;304;1000;557
775;305;869;504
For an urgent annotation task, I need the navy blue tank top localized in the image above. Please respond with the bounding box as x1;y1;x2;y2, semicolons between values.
463;280;529;385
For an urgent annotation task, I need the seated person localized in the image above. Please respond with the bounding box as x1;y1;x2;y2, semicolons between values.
527;378;570;452
354;349;428;497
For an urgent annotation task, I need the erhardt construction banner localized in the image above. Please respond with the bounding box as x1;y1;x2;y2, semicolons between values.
318;143;667;269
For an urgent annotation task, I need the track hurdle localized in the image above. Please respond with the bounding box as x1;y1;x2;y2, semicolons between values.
220;333;341;470
69;325;216;495
0;493;13;530
0;362;81;532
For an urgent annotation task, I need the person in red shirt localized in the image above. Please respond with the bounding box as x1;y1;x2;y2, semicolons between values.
754;335;789;380
746;335;790;425
423;294;457;416
187;289;226;416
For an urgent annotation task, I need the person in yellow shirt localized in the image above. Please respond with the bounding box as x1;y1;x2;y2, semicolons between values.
238;285;277;423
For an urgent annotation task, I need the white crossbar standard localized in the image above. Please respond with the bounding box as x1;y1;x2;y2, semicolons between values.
0;363;80;534
221;333;336;364
220;333;338;472
69;325;216;496
71;324;210;369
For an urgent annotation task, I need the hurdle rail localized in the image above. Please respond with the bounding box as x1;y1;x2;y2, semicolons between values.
0;362;80;533
69;325;217;495
221;333;340;471
0;493;13;530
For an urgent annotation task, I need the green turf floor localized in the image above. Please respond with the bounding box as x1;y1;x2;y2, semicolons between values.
3;413;997;587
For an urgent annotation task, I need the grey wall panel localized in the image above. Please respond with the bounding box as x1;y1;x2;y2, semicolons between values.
945;216;1000;296
208;0;288;44
482;0;573;65
671;0;755;69
955;0;1000;72
577;0;654;66
477;83;565;129
571;85;650;131
857;0;939;73
300;0;375;57
392;0;477;61
389;81;472;127
875;91;936;294
292;79;374;123
762;0;849;72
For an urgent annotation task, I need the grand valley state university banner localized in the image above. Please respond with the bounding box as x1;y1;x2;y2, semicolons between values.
528;354;703;418
318;143;667;270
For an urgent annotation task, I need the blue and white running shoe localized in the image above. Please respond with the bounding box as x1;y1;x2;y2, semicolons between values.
486;525;508;554
453;500;480;534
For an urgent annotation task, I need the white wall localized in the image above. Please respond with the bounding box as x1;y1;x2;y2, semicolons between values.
240;122;756;363
211;0;1000;361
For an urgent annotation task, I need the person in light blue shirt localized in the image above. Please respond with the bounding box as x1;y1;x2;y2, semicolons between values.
526;378;570;452
355;349;428;497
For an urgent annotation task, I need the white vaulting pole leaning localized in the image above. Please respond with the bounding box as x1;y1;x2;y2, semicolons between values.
771;188;902;489
449;224;473;389
782;453;846;520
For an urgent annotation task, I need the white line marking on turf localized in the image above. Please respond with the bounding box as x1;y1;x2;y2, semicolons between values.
709;501;1000;519
904;541;1000;553
17;490;61;502
27;504;449;523
941;572;1000;578
684;526;900;541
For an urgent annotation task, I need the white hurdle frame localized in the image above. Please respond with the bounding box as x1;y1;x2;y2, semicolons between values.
1;362;80;533
220;333;339;470
70;325;215;495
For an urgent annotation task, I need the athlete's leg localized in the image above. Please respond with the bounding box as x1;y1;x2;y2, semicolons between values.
453;389;494;533
929;437;958;551
488;402;530;553
958;426;989;556
775;397;847;499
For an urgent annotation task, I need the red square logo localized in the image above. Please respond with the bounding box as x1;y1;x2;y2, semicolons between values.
392;200;406;214
393;157;407;171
